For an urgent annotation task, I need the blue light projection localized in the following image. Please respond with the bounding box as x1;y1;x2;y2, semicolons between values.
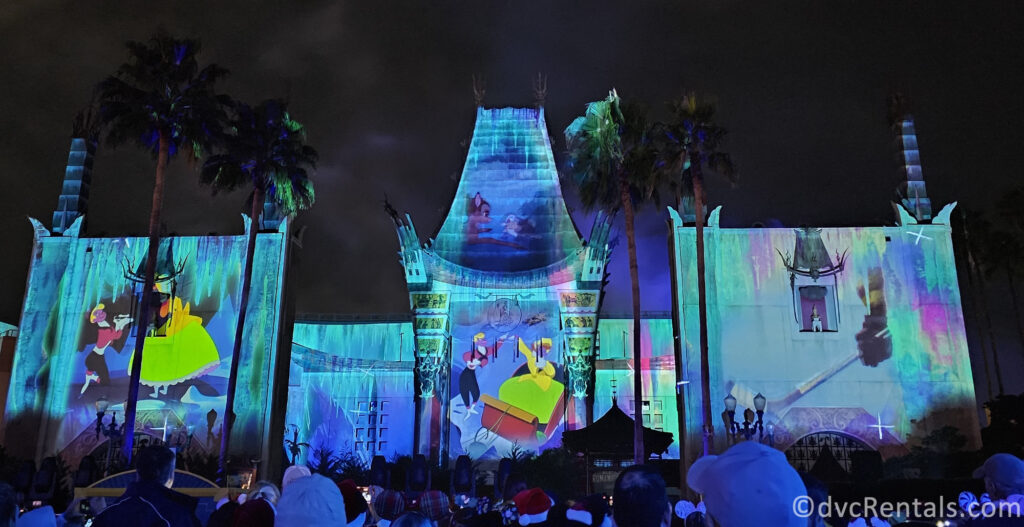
430;108;583;272
4;223;289;465
669;207;979;462
286;321;415;464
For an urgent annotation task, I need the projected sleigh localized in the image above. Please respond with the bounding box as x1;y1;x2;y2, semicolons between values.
479;338;568;444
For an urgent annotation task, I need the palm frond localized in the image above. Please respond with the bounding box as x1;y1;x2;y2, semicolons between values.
96;31;230;161
654;92;737;199
201;98;318;216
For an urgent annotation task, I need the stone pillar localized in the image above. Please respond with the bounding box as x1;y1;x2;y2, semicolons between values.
559;291;600;429
410;292;450;461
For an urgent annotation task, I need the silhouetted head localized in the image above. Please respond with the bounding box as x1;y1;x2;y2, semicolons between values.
613;465;670;527
135;445;176;488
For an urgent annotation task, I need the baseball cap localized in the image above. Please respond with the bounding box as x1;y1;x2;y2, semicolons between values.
687;441;807;527
973;454;1024;494
276;473;347;527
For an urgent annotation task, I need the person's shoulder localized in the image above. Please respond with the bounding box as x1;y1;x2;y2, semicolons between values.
89;496;156;526
149;488;200;526
159;486;198;510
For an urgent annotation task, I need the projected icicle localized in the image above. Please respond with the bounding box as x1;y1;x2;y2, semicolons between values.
5;231;287;464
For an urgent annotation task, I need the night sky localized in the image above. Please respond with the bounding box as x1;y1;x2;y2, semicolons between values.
2;2;1023;391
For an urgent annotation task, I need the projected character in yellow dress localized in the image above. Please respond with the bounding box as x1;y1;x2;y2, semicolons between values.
514;337;555;391
129;294;221;398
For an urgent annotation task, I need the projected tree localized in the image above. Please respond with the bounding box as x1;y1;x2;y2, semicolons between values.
96;31;229;460
201;98;316;472
656;93;736;456
565;90;658;464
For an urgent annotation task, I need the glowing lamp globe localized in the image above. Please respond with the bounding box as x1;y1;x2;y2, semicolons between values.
754;393;767;412
724;394;737;412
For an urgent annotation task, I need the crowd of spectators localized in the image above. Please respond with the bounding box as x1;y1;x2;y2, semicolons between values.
1;443;1022;526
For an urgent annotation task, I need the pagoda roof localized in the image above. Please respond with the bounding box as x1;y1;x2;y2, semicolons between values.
430;107;583;272
562;402;674;458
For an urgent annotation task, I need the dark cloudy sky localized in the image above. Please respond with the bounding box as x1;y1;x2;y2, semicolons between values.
2;2;1023;383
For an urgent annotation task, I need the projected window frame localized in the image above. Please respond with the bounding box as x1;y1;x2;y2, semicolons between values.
629;399;665;430
354;398;389;456
793;275;840;333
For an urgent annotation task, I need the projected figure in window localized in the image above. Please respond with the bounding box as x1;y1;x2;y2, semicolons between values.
798;285;834;332
80;303;133;396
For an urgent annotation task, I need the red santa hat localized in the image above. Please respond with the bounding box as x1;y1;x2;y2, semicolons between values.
513;488;553;526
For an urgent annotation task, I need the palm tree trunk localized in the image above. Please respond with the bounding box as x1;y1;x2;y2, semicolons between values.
620;177;645;464
976;272;1005;395
958;238;994;402
692;157;713;457
962;214;1005;395
219;187;264;475
122;130;169;462
1005;270;1024;359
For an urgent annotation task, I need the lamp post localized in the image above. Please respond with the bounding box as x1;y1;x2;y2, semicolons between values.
722;395;739;442
751;393;766;442
94;396;109;440
93;398;126;476
722;393;767;443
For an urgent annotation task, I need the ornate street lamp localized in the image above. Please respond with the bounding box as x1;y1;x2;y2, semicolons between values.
94;396;109;439
723;395;739;442
740;393;767;441
723;393;768;443
92;399;125;476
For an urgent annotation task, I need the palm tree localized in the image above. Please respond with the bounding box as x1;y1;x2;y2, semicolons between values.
201;99;316;473
97;31;229;461
993;189;1024;358
962;211;1005;395
655;93;736;457
565;90;658;464
953;213;995;402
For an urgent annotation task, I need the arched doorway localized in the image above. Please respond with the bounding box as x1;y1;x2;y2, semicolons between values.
784;431;872;473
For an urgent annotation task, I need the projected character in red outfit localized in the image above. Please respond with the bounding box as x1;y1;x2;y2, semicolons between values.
80;304;132;396
460;332;507;420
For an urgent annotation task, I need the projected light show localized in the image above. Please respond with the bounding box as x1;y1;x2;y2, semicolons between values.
8;4;1024;521
429;108;583;273
5;223;288;464
387;106;608;459
286;320;415;464
447;297;570;459
3;101;981;476
670;207;980;462
593;318;681;459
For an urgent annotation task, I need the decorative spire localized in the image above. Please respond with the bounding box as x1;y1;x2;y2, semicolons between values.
472;75;486;107
888;93;932;222
383;193;401;227
532;73;547;108
52;106;101;234
261;194;284;230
